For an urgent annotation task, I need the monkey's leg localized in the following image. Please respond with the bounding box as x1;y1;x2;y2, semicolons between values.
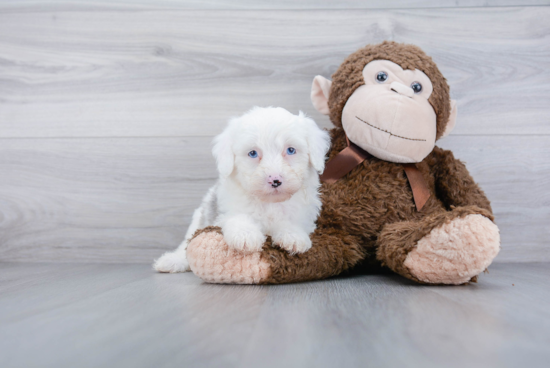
376;206;500;285
186;226;364;284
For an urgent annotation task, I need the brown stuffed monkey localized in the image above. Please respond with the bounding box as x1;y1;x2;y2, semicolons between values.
186;41;500;285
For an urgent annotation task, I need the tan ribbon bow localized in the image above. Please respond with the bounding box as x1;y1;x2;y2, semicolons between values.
319;136;431;211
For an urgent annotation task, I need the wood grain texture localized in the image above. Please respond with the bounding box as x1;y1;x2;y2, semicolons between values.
0;2;548;264
0;7;549;137
0;137;217;263
0;262;549;368
0;135;547;263
2;0;550;11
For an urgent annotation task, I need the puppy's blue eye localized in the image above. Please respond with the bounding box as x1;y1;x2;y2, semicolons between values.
248;150;258;158
286;147;296;155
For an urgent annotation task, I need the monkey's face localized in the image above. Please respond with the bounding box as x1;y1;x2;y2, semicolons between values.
341;60;437;163
311;43;458;163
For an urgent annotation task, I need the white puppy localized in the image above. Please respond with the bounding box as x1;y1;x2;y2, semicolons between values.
153;107;331;273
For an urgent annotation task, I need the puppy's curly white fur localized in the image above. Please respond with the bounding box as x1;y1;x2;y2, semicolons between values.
153;107;330;273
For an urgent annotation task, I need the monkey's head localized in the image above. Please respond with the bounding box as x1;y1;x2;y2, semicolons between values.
311;41;457;163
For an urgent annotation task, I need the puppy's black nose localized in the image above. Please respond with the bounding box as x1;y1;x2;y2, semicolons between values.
271;180;282;188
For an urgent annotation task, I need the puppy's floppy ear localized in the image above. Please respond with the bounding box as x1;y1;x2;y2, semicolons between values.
299;112;331;174
212;121;235;178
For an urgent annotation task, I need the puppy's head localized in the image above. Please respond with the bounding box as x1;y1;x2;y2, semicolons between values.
212;107;330;203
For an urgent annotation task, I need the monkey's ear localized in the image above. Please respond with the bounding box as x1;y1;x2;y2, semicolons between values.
212;122;235;178
440;100;458;138
311;76;332;115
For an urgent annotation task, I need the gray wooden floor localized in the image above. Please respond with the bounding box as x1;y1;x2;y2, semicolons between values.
0;262;548;368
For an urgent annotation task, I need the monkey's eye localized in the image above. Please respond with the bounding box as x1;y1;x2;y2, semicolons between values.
248;150;258;158
411;82;422;93
376;71;388;83
286;147;296;155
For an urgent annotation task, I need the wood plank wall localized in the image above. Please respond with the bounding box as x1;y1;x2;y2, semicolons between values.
0;1;549;263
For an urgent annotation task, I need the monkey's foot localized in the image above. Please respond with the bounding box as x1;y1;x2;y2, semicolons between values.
404;214;500;285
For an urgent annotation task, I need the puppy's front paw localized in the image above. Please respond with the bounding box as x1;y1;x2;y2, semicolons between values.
223;227;266;252
273;230;312;254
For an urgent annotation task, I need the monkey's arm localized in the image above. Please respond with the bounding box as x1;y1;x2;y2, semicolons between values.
186;206;365;284
186;226;364;284
430;146;493;214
